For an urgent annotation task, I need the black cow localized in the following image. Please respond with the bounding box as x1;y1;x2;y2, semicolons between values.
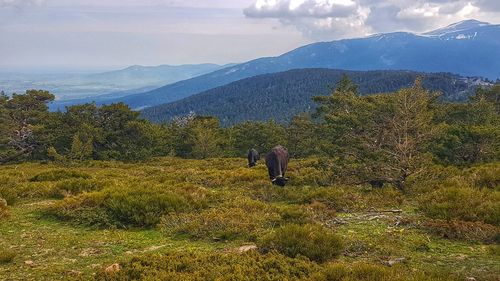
265;145;290;186
247;148;260;167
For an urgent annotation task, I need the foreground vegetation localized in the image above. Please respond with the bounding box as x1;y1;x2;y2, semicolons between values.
0;158;498;280
1;76;498;280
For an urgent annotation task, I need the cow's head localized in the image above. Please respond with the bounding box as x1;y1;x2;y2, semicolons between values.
272;177;288;187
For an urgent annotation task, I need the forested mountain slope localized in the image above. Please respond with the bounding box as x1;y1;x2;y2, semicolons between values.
141;69;486;126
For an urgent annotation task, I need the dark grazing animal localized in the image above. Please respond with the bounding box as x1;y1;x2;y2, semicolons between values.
247;148;260;167
265;145;289;186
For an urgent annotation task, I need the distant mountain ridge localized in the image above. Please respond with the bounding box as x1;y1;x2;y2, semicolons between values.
103;19;499;110
141;69;487;126
45;63;232;110
78;63;232;88
1;63;229;103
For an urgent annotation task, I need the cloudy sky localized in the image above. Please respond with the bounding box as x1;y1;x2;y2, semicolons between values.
0;0;498;71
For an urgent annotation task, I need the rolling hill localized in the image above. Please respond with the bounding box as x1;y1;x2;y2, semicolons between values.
105;19;500;110
141;68;487;126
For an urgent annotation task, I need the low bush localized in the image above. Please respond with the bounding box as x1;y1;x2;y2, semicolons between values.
94;251;319;281
105;185;191;227
464;164;500;190
419;187;500;225
93;252;460;281
30;169;92;182
278;201;337;227
254;185;402;212
253;186;356;211
46;192;115;228
422;219;500;243
160;197;280;241
49;178;106;198
0;249;16;264
258;223;343;262
409;164;500;194
46;183;210;228
406;165;461;194
310;262;460;281
0;176;19;205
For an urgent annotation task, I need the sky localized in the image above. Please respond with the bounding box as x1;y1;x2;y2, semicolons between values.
0;0;499;72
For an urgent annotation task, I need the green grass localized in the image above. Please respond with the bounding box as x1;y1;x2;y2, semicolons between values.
0;158;498;280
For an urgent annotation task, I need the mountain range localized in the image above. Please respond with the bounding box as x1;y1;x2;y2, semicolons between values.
141;69;487;126
97;19;499;112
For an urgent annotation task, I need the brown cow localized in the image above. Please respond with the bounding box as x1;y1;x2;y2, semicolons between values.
265;145;289;186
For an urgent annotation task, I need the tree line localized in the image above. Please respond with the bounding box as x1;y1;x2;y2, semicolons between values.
141;69;482;126
1;76;498;188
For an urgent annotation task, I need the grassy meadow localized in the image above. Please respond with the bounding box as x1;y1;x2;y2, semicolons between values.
0;157;498;280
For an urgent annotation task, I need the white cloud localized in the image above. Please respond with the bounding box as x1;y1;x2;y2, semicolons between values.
244;0;358;18
245;0;500;40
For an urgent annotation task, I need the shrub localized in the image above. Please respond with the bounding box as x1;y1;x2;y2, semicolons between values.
46;192;115;228
93;252;460;281
419;187;500;225
160;197;280;241
253;186;357;212
310;262;460;281
278;202;337;227
464;164;500;190
94;251;319;281
422;219;500;243
50;178;106;198
258;224;343;262
312;263;391;281
0;176;19;205
406;165;461;194
0;249;16;264
254;185;402;212
46;183;209;228
408;164;500;194
104;185;191;227
30;170;92;182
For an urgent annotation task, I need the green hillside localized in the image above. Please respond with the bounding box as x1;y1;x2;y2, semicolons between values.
141;69;485;126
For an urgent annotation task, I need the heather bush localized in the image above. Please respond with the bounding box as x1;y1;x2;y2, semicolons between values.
254;185;402;212
310;262;460;281
94;251;319;281
419;186;500;225
408;163;499;194
464;164;500;190
422;219;500;243
49;178;106;198
278;201;337;227
0;177;18;205
104;185;191;227
93;251;461;281
46;183;210;228
30;169;92;182
160;197;280;241
258;224;343;262
46;192;115;228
